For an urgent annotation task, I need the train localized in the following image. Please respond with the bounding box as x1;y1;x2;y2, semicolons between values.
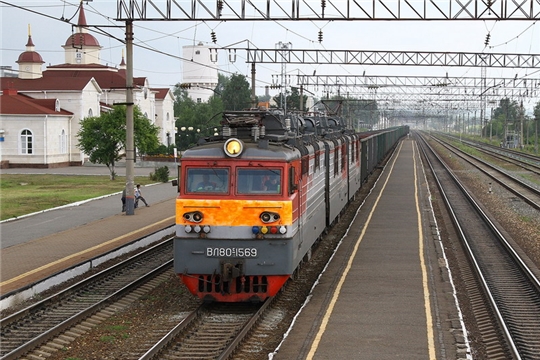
172;109;408;302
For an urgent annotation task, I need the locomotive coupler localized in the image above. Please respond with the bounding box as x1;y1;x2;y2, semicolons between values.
220;261;244;282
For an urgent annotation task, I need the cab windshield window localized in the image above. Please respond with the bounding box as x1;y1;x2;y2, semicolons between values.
186;168;229;193
237;169;281;194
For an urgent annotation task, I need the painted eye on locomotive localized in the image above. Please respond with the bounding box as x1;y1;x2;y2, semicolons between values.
183;211;203;222
260;211;280;223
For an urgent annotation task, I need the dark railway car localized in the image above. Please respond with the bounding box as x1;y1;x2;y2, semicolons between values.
173;110;407;302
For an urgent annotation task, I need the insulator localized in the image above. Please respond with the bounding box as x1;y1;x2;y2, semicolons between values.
260;125;266;137
484;33;491;46
228;49;236;63
318;30;323;43
222;125;231;137
321;0;326;8
251;125;260;141
210;48;218;63
285;118;291;130
211;30;217;44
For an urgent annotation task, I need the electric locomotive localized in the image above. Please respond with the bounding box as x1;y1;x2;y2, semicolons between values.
173;109;344;302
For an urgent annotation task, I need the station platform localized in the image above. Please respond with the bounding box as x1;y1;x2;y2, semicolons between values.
271;139;469;360
0;165;178;296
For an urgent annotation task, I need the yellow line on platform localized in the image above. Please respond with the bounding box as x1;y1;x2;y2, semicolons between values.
0;216;175;287
413;142;437;360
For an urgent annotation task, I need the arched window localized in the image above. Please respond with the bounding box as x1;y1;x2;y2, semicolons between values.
20;129;33;154
60;129;67;154
88;108;93;117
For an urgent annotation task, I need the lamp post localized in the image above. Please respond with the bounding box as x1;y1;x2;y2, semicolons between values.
179;126;201;150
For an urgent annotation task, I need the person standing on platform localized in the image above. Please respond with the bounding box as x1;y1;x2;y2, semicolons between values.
121;188;126;212
134;184;150;208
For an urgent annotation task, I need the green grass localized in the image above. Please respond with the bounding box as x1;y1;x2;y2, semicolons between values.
0;174;155;221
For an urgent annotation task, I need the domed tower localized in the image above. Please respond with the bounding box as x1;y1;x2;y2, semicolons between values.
62;1;101;65
182;42;218;102
16;25;44;79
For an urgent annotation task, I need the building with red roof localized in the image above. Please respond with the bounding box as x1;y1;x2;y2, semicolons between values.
0;2;174;168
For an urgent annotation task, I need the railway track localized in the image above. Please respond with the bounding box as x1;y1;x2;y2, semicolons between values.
418;133;540;359
439;133;540;176
139;299;272;359
430;134;540;211
0;240;173;360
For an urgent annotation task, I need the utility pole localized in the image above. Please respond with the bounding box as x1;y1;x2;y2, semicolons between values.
276;41;291;113
520;101;524;149
125;21;135;215
251;63;257;108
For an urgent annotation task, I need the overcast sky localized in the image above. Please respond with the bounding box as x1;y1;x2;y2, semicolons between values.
2;1;539;108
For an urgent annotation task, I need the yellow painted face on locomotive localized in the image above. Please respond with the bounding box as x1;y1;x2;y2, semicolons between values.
176;199;293;226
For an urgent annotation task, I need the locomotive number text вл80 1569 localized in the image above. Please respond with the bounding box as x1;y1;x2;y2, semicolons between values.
206;247;258;258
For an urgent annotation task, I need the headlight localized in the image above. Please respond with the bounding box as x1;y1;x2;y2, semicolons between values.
224;138;243;157
260;211;280;224
183;211;203;223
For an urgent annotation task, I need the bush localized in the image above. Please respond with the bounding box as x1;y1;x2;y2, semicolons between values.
146;145;168;156
150;166;170;183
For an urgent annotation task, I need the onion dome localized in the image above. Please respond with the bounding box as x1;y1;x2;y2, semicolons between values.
16;32;44;65
64;1;100;47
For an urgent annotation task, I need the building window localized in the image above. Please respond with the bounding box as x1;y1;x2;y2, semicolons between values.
20;129;33;154
60;129;67;154
197;98;202;103
88;108;93;117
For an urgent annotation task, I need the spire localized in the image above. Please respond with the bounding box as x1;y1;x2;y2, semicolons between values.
77;0;88;27
119;49;126;70
26;24;35;48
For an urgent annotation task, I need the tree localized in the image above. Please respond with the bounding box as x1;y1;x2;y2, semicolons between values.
173;83;223;150
272;87;308;111
215;73;230;97
77;105;159;180
221;73;252;111
490;98;520;144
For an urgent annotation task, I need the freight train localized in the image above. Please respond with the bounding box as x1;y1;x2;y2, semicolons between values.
172;109;408;302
